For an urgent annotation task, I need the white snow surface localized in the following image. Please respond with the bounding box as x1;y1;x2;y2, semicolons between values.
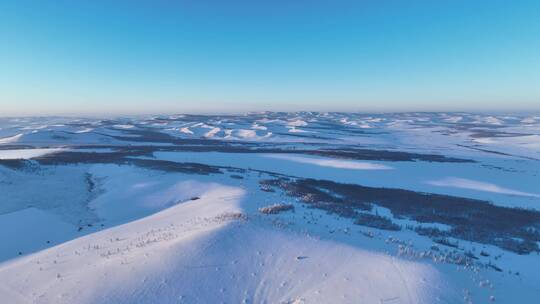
427;177;540;198
0;148;66;160
265;154;393;170
113;124;135;129
179;127;193;134
287;119;308;127
0;133;23;144
204;127;221;138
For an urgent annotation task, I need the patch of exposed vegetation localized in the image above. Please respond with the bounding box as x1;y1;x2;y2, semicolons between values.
34;150;150;165
355;213;401;231
72;134;474;163
33;151;224;175
127;159;223;175
259;203;295;215
0;159;34;170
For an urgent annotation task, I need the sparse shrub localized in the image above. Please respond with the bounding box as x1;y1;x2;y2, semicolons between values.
433;237;459;248
265;177;540;254
259;203;295;215
354;213;401;231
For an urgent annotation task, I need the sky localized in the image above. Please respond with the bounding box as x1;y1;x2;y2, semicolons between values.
0;0;539;116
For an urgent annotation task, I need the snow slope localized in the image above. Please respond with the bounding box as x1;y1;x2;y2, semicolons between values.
0;182;447;304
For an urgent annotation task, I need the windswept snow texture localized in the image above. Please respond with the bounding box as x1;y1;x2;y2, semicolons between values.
1;112;540;303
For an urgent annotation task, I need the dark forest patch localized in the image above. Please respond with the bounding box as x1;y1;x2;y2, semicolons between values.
33;151;224;175
261;178;540;254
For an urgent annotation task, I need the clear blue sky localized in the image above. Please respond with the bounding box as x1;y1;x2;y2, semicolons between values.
1;0;539;115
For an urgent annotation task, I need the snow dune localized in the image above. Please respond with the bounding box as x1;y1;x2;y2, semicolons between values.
483;116;503;125
179;127;193;135
521;117;537;124
444;116;463;123
235;129;257;138
251;123;267;130
287;119;308;127
75;128;94;134
113;124;135;129
339;118;371;128
204;127;221;138
427;177;540;198
265;154;393;170
220;129;271;140
223;129;257;139
288;127;310;133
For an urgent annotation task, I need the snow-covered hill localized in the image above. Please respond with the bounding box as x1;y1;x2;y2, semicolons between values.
0;182;449;304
